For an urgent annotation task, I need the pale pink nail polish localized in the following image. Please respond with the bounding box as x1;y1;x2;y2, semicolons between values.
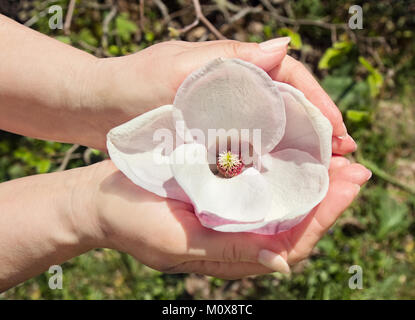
259;37;291;52
258;249;291;274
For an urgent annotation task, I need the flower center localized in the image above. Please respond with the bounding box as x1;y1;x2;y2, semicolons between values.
216;151;244;178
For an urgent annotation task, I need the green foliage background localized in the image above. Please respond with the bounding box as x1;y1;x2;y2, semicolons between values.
1;0;415;299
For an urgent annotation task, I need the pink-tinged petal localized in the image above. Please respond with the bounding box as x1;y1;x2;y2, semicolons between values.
173;58;286;155
212;149;329;234
273;82;332;168
107;105;189;202
170;143;272;223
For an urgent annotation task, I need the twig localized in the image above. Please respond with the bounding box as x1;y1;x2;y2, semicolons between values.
167;6;193;23
139;0;145;31
63;0;76;35
179;0;226;40
24;0;56;27
229;5;263;24
57;144;80;172
78;40;98;52
330;25;337;44
195;0;226;40
262;0;347;29
83;148;93;165
221;0;242;12
356;155;415;196
102;4;118;50
260;0;347;44
153;0;170;24
77;40;107;57
80;1;112;10
178;19;200;35
24;11;46;27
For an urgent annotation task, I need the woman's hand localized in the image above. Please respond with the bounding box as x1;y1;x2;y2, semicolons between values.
72;158;370;280
87;39;356;153
0;14;355;153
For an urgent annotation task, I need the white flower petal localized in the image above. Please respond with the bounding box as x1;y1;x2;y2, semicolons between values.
173;58;286;155
107;105;189;202
170;143;272;223
272;82;332;168
212;149;329;234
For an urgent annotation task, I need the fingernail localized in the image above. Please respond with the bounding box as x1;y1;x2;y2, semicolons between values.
337;123;348;140
353;184;361;195
259;37;291;52
258;249;290;274
366;169;372;181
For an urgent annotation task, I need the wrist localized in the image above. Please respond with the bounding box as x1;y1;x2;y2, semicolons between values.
64;162;110;250
77;57;138;150
80;51;173;151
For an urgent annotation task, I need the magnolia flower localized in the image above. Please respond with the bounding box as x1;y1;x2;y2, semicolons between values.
107;58;332;235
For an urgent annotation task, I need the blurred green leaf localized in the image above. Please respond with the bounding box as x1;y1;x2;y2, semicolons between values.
358;56;376;73
78;28;98;47
376;197;410;239
91;149;101;156
318;41;353;70
116;13;138;42
36;159;51;174
55;36;71;44
346;110;369;122
277;28;302;49
108;45;120;56
7;164;25;179
168;27;180;38
359;56;384;98
263;25;273;39
145;32;155;42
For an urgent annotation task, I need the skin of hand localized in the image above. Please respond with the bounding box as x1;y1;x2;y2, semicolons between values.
86;40;357;153
0;14;355;153
0;156;370;292
70;157;371;280
0;15;368;287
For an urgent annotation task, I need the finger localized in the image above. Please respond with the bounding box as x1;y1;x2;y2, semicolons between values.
183;220;293;275
268;55;346;137
178;38;290;76
285;162;371;263
309;161;371;231
332;135;357;155
329;156;350;174
286;179;361;264
182;162;368;270
183;161;367;269
166;260;277;280
330;163;372;184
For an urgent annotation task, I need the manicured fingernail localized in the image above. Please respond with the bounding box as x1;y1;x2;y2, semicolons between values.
366;169;372;180
259;37;291;52
337;123;347;140
258;249;290;274
337;124;348;140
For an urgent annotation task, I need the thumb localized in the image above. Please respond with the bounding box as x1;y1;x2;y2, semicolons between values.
180;37;291;73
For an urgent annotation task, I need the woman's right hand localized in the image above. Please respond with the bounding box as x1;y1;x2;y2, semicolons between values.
73;158;370;279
